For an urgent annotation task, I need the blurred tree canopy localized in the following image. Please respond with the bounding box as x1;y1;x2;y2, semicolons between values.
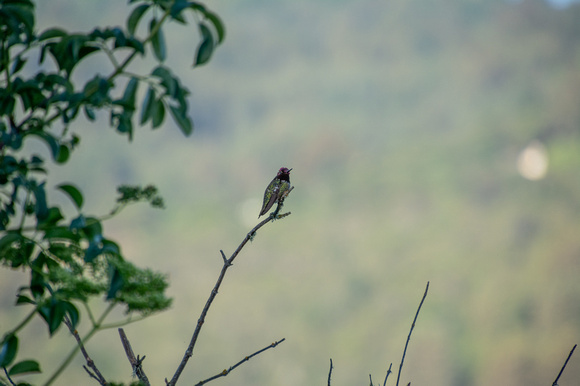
0;0;223;384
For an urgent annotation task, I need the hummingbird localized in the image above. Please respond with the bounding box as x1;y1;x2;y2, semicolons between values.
259;167;292;217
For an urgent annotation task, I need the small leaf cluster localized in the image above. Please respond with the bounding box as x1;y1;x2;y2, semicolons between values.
1;0;223;384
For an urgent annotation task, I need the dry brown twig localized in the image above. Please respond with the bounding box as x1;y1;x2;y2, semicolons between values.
63;193;291;385
552;344;577;386
63;316;107;385
327;358;333;386
194;338;286;385
118;327;150;386
166;194;292;385
396;281;429;386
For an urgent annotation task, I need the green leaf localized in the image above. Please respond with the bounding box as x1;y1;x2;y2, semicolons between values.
44;226;79;242
33;182;49;222
127;3;150;35
170;1;189;23
84;240;103;263
50;304;66;335
56;183;84;210
115;111;134;140
151;98;165;128
61;301;79;329
47;34;99;75
194;23;214;66
55;144;70;163
188;3;225;44
79;106;95;122
0;334;18;367
83;75;112;107
102;238;121;255
38;299;67;336
1;1;35;39
16;294;36;306
11;55;28;75
107;267;124;300
0;232;23;254
151;66;176;96
169;104;193;136
8;359;42;376
81;217;103;240
204;10;225;44
125;36;145;55
149;18;166;62
122;77;139;110
39;207;64;227
84;106;96;121
140;87;155;125
0;93;16;115
38;27;67;41
29;267;48;299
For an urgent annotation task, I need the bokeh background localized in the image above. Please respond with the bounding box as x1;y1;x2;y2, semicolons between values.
1;0;580;385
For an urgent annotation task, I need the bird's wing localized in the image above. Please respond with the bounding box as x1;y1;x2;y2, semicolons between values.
259;184;280;216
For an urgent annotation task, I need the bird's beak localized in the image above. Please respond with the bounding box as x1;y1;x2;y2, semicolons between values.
288;168;293;172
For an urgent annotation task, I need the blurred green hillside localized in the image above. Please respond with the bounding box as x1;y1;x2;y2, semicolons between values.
1;0;580;385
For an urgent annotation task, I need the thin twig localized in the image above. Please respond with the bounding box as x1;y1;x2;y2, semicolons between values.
63;317;107;385
100;314;148;330
369;374;374;385
552;344;577;386
383;363;392;386
4;308;36;337
3;366;16;386
194;338;286;385
45;303;115;386
327;358;333;386
167;196;292;386
396;281;429;386
118;328;150;386
82;365;100;383
220;250;228;264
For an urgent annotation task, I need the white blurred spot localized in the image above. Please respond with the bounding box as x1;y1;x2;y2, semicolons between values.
239;198;262;228
517;141;548;180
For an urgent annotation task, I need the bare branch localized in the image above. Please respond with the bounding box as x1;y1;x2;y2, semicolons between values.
2;366;16;386
167;195;293;386
82;365;100;383
63;317;107;385
369;373;374;385
383;363;392;386
194;338;286;385
220;250;228;264
118;328;150;386
552;344;577;386
396;281;429;386
327;358;333;386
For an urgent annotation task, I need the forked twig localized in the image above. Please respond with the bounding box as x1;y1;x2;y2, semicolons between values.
396;281;429;386
552;344;577;386
167;192;292;386
63;317;107;385
194;338;286;385
383;363;392;386
118;328;150;386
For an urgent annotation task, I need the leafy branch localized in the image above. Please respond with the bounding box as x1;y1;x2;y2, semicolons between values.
0;1;225;384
